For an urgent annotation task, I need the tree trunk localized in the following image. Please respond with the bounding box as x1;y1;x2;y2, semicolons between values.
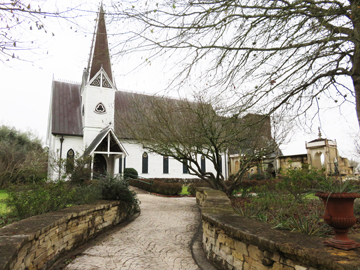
351;0;360;127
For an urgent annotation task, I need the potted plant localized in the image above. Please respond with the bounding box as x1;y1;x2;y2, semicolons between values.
315;177;360;250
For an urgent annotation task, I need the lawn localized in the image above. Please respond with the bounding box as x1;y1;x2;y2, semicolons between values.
0;190;9;214
180;186;190;195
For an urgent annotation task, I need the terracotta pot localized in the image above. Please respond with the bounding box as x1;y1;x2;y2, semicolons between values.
315;192;360;250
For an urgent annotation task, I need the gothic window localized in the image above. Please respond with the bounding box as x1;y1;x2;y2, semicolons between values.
102;74;112;88
95;102;106;114
163;156;169;174
182;159;188;174
201;155;206;172
66;149;75;173
119;156;126;174
218;156;222;174
142;152;148;174
90;74;101;86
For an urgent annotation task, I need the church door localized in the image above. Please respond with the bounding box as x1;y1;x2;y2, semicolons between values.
93;154;107;178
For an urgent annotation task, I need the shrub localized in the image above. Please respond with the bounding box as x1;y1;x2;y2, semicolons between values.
276;168;323;202
248;173;271;181
188;182;212;195
124;168;138;179
99;175;139;214
5;181;73;219
70;184;102;205
69;156;92;185
0;126;47;188
4;180;104;219
129;178;182;195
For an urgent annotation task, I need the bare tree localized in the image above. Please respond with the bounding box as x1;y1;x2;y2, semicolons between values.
0;1;82;62
115;92;285;196
110;0;360;127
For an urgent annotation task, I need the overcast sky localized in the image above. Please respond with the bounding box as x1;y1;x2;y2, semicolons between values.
0;1;359;160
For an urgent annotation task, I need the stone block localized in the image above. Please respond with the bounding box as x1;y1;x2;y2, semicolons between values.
35;247;47;258
273;262;295;270
220;244;231;254
218;233;227;244
295;266;308;270
235;240;248;256
280;257;296;268
244;256;265;270
264;250;280;262
17;244;30;263
232;250;244;261
24;253;35;268
248;244;264;262
233;257;244;270
13;260;25;270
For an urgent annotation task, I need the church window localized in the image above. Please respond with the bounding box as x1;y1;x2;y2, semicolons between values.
201;155;206;172
102;74;112;88
66;149;75;173
82;105;84;116
163;156;169;174
119;156;126;173
95;102;106;114
90;74;101;86
142;152;148;174
182;159;188;174
218;156;222;173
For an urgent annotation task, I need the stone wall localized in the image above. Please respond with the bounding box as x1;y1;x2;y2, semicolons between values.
0;200;136;270
196;187;360;270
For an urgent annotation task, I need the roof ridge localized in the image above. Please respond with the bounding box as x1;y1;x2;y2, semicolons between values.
54;78;81;85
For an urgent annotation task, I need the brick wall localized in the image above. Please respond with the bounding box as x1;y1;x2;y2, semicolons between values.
0;200;137;270
196;187;360;270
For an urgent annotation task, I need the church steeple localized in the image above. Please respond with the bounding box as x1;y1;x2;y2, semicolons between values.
89;4;113;83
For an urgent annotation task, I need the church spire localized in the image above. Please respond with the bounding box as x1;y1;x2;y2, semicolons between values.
89;4;113;83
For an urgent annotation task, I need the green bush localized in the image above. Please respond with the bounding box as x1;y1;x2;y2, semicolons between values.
99;175;139;214
248;173;271;181
5;181;73;219
129;178;182;195
188;182;212;195
70;184;102;205
276;168;323;202
0;126;47;188
124;168;138;179
4;181;103;219
69;156;92;185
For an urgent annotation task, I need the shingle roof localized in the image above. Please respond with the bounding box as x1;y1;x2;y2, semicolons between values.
51;80;83;136
83;127;110;156
89;5;112;83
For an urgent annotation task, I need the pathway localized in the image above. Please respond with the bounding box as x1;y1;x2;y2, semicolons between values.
61;190;210;270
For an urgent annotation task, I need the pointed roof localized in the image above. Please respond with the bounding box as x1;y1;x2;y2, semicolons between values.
51;80;83;136
89;5;113;83
83;127;128;156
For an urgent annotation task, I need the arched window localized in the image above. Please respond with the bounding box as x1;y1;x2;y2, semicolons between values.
201;155;206;172
142;152;148;174
163;156;169;174
119;156;126;174
66;149;75;173
218;156;222;173
182;159;188;174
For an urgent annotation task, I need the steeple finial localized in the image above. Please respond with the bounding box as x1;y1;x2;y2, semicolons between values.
89;4;113;82
318;127;322;139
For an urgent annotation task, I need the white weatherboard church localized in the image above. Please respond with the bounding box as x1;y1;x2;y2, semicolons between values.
46;6;227;181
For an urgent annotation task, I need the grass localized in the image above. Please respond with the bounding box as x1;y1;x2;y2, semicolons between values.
0;190;9;214
179;186;190;195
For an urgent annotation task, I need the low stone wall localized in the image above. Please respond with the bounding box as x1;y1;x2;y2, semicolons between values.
0;200;136;270
196;187;360;270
